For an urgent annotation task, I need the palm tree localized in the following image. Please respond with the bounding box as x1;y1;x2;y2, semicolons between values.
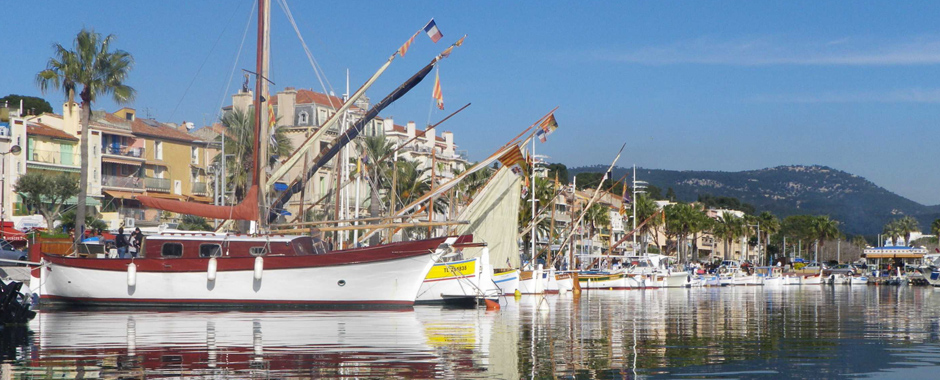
687;204;713;262
810;215;840;263
358;135;396;218
757;211;780;264
632;194;660;252
932;219;940;241
851;235;869;249
882;220;902;246
896;216;920;246
715;213;745;260
37;28;135;245
584;203;611;254
213;108;293;201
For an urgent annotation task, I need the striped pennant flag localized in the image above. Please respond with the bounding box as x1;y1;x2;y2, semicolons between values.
398;31;420;57
498;145;528;176
432;70;444;110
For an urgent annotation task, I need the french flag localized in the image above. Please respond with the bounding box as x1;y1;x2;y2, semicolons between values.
424;19;443;43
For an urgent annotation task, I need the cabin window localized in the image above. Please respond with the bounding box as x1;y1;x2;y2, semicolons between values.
249;247;267;257
162;243;183;258
199;244;222;258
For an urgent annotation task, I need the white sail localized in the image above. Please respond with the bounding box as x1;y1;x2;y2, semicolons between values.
454;167;522;269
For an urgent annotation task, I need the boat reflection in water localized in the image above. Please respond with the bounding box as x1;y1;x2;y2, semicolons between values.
34;310;447;378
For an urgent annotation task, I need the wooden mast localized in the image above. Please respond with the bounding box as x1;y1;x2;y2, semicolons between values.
251;0;267;231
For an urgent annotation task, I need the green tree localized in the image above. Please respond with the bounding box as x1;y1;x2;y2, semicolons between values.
632;194;661;253
13;172;80;229
851;235;869;249
715;212;745;260
60;209;108;233
37;28;136;245
810;215;840;263
584;203;611;252
756;211;780;264
0;94;53;115
932;219;940;239
546;163;569;185
179;214;213;231
213;108;293;201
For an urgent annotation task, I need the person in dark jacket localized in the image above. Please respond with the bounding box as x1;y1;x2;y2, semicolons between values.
115;227;128;258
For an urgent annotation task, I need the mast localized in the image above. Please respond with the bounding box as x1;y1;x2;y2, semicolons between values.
252;0;267;231
549;172;558;267
530;137;537;265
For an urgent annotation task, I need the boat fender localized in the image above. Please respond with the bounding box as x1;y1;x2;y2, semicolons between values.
208;257;218;281
485;299;500;310
254;257;263;280
127;262;137;287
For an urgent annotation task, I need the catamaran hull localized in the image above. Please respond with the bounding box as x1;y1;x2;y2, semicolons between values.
41;252;437;309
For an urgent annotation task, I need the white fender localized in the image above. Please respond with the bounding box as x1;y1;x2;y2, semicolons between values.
207;257;218;281
127;262;137;287
533;264;544;294
253;256;263;280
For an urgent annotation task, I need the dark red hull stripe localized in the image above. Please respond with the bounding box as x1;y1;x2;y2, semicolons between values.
41;295;415;309
43;235;471;273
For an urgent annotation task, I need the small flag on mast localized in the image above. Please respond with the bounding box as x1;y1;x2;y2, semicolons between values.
398;31;420;57
424;19;443;43
498;145;528;176
267;103;276;127
432;70;444;110
535;114;559;143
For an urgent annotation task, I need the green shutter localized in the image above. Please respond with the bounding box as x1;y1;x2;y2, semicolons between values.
60;144;74;165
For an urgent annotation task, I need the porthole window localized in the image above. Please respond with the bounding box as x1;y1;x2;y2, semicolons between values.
162;243;183;258
199;244;222;258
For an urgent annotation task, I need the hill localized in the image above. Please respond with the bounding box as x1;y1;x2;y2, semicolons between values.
568;165;940;236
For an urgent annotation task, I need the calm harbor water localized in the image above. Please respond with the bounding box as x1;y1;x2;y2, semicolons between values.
2;286;940;379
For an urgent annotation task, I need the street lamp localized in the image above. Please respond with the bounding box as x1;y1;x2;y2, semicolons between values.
1;145;22;240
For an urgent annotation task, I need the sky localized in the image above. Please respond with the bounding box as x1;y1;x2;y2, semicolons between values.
3;1;940;204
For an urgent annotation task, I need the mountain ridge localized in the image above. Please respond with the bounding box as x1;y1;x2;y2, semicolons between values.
568;164;940;236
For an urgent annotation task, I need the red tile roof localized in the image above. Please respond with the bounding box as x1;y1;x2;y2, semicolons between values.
27;123;79;141
271;89;359;110
101;114;200;143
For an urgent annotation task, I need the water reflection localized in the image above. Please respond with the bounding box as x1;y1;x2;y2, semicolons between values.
0;287;938;378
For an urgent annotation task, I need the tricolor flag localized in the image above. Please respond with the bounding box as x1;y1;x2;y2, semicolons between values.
432;70;444;110
398;31;420;57
534;114;559;143
498;145;527;176
424;19;443;43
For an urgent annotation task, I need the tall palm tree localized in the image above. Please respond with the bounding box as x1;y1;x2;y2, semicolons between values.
882;220;902;246
932;219;940;241
687;203;713;262
811;215;840;263
896;216;920;246
585;203;611;254
213;108;293;201
757;211;780;264
358;135;396;218
632;194;660;252
37;28;135;245
716;213;745;260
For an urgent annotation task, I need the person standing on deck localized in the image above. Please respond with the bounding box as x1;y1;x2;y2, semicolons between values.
115;227;128;258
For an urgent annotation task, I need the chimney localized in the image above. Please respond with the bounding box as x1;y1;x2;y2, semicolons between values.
232;90;253;113
424;126;436;148
443;131;454;154
276;87;297;126
62;101;80;137
406;121;416;139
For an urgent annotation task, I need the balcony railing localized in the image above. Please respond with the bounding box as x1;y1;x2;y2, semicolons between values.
145;177;171;193
102;175;144;190
29;149;78;166
102;145;145;159
192;182;209;196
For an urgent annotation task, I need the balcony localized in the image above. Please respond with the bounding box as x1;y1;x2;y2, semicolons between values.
118;207;161;226
29;149;78;167
145;177;171;193
102;175;144;190
102;145;145;159
192;182;209;196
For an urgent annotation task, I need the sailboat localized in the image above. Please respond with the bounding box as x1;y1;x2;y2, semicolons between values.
38;0;469;308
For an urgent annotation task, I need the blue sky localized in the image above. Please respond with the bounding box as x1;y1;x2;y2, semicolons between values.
3;1;940;204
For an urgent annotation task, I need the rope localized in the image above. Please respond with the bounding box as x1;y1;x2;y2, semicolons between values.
215;0;256;121
277;0;336;107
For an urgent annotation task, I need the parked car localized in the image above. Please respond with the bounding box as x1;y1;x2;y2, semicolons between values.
824;264;856;276
802;262;828;273
0;239;28;265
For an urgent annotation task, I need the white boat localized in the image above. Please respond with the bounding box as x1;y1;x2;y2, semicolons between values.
849;276;869;286
41;233;463;308
577;272;630;290
416;246;500;305
703;275;722;287
492;269;520;295
801;274;826;285
763;276;786;287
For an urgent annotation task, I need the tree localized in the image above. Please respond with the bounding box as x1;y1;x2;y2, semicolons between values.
932;219;940;240
851;235;869;249
0;94;53;115
14;172;80;229
179;215;213;231
756;211;780;264
632;194;661;252
37;28;136;245
715;212;745;260
546;163;569;185
214;108;293;201
810;215;840;263
895;216;920;245
584;203;611;252
60;209;108;233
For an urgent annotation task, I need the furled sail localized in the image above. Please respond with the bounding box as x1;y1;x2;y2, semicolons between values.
267;53;450;223
138;185;259;221
453;167;522;269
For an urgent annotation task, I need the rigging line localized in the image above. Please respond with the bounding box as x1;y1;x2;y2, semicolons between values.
277;0;337;108
216;0;257;121
168;1;245;122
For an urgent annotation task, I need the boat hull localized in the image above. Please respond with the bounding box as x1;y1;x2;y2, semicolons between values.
492;270;520;295
40;238;458;309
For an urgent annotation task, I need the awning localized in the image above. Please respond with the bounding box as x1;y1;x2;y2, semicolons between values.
64;196;101;206
103;190;140;200
26;162;80;173
0;225;26;242
188;195;213;203
863;253;924;259
146;193;187;201
102;156;143;166
145;160;167;166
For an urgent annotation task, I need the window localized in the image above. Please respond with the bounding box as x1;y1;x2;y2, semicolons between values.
249;247;267;257
298;111;309;125
161;243;183;258
154;141;163;160
191;146;198;164
199;244;222;258
125;112;134;121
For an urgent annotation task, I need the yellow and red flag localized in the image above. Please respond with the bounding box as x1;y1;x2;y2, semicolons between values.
267;103;276;127
432;70;444;110
398;31;420;57
498;145;527;176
